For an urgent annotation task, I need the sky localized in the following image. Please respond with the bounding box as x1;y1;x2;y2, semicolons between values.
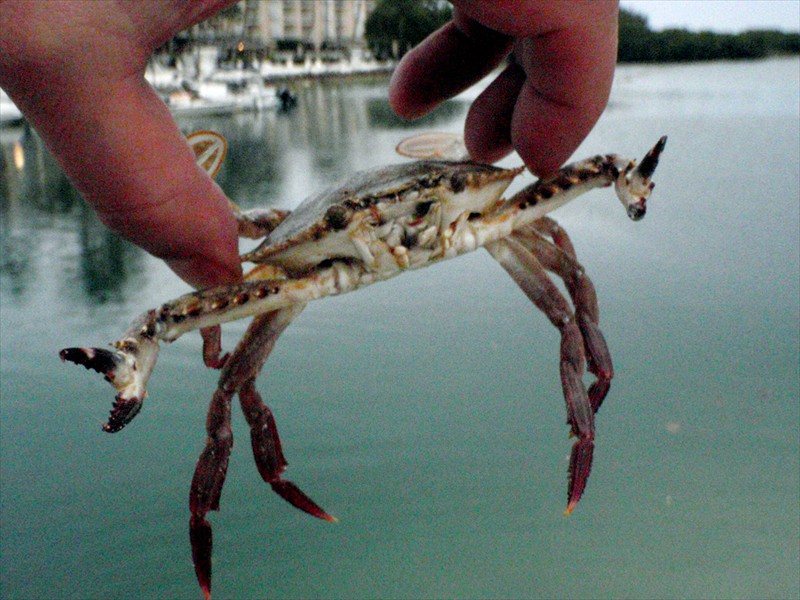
620;0;800;33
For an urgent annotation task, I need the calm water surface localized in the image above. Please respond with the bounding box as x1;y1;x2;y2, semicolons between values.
2;58;798;599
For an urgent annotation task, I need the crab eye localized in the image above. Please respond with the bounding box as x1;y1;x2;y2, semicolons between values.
449;172;467;193
117;340;138;354
324;205;349;230
415;201;434;218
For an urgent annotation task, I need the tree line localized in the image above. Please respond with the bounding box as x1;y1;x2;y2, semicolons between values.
618;8;800;62
364;2;800;63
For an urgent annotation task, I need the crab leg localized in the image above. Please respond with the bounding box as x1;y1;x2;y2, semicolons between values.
239;378;337;521
59;261;373;435
514;218;613;412
189;305;334;600
189;383;232;600
485;237;594;514
219;304;334;519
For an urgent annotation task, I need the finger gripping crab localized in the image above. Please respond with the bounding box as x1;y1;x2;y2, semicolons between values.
60;131;666;599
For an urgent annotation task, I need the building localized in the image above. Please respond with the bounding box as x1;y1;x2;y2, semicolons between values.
180;1;380;70
249;0;375;50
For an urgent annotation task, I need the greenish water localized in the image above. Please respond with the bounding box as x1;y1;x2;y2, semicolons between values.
2;58;798;599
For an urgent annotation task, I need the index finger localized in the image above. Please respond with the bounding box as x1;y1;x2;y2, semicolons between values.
467;8;618;175
390;1;619;175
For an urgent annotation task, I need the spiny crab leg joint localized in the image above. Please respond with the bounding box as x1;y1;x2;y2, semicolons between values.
60;131;666;599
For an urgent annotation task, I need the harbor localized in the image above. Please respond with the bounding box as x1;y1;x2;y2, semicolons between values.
2;0;392;123
145;43;393;117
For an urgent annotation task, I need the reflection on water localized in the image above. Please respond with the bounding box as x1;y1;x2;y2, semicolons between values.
1;127;142;303
1;79;470;303
1;60;799;600
76;205;141;303
364;94;465;129
1;127;73;298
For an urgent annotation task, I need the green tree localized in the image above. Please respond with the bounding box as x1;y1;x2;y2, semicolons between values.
618;9;654;62
617;7;799;62
365;0;452;60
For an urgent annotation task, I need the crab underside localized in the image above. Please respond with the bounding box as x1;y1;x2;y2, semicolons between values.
61;130;666;599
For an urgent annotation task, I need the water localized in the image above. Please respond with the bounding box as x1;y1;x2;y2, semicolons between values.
2;58;798;599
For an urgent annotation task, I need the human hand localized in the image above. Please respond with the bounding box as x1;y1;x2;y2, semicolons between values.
0;0;241;289
389;0;619;176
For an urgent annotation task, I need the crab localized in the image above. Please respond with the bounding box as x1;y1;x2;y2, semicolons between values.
60;130;666;599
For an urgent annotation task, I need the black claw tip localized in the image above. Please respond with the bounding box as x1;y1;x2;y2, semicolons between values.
59;347;120;376
102;394;143;433
637;136;668;180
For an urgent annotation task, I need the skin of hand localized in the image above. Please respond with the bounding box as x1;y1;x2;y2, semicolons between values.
0;0;242;289
389;0;619;177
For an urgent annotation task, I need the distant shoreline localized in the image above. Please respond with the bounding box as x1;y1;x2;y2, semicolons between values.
618;8;800;63
259;65;393;85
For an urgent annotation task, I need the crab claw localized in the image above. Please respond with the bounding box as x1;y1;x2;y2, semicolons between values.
103;392;143;432
59;346;123;378
636;135;668;181
59;347;142;431
615;136;667;221
59;331;160;433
